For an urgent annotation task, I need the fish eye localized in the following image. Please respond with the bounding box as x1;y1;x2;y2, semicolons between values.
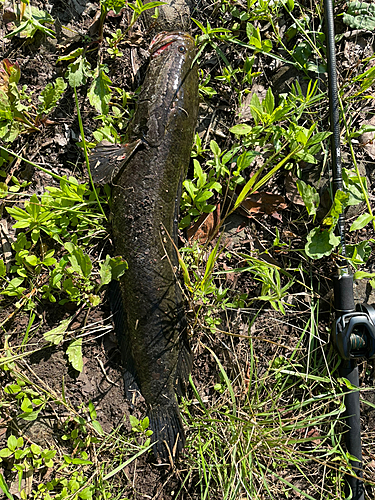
178;45;186;54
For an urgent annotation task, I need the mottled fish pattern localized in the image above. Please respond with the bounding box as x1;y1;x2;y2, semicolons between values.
90;32;199;460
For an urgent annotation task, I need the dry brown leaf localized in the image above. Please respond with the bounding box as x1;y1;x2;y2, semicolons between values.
359;115;375;160
284;172;304;205
238;192;287;221
187;205;220;243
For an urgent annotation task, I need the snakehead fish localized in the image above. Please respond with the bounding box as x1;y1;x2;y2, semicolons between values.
89;32;199;460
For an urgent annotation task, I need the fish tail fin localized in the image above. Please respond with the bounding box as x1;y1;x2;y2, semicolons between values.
108;280;140;399
148;403;185;461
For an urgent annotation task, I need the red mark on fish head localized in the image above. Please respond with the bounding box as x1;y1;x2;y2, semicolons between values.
152;41;173;57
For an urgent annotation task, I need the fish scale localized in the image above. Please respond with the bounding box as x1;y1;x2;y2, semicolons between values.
90;32;199;460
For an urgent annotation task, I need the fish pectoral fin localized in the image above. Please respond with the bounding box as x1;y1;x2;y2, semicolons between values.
148;402;185;462
89;139;142;185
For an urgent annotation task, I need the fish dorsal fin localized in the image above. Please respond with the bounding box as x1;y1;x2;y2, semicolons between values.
89;139;142;185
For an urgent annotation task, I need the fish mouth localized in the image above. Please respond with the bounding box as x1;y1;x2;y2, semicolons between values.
149;31;194;56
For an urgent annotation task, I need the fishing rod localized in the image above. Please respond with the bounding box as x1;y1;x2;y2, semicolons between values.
324;0;375;498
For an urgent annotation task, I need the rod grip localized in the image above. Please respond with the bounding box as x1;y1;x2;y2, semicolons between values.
334;274;355;315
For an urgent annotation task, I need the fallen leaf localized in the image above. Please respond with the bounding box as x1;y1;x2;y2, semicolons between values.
238;192;287;220
285;172;304;205
187;204;221;243
359;115;375;160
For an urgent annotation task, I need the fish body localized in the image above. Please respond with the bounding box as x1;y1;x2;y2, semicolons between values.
91;32;198;459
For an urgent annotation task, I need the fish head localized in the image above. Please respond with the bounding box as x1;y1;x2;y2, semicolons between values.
137;32;197;147
149;31;195;62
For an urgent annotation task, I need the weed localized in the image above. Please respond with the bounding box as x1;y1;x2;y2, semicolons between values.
106;29;124;59
5;1;55;40
1;174;126;310
0;60;66;142
0;361;153;500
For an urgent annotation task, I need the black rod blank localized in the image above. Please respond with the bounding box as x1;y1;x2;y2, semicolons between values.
324;0;346;257
324;0;365;498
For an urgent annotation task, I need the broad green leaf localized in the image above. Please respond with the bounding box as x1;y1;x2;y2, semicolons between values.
0;259;6;277
0;448;13;458
4;384;21;395
343;1;375;30
109;255;128;281
88;65;112;115
193;159;206;188
229;123;252;135
346;241;372;264
296;179;319;218
65;56;91;88
129;414;139;430
65;243;92;277
0;91;12;121
99;256;112;286
30;443;41;455
306;131;332;147
343;168;366;206
7;435;17;452
7;204;29;218
18;410;41;421
210;140;221;156
284;0;294;10
195;191;213;203
136;1;165;12
263;87;274;115
43;317;71;345
350;213;374;231
57;47;84;62
91;420;104;436
66;338;83;372
31;229;40;244
101;0;128;14
305;227;340;259
37;77;67;116
0;182;7;198
353;271;375;280
250;92;262;124
202;204;215;213
89;294;100;307
324;189;349;225
21;396;33;413
296;128;308;145
2;277;26;296
42;450;56;460
25;254;38;266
